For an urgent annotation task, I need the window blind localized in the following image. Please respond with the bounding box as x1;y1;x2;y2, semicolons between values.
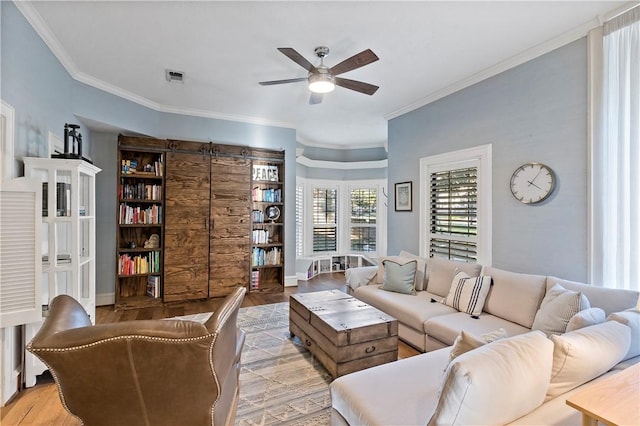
350;188;376;252
313;188;337;252
429;167;477;261
295;185;303;257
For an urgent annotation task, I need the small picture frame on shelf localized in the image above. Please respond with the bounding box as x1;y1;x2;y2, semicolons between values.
395;181;412;212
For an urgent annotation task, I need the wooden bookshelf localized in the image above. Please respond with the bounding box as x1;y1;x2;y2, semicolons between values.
115;136;165;309
250;158;285;293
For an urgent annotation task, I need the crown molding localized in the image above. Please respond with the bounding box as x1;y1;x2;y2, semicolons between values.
296;135;386;150
296;155;387;170
14;1;79;76
385;10;618;120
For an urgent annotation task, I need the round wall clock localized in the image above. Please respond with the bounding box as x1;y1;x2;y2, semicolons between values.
510;162;556;204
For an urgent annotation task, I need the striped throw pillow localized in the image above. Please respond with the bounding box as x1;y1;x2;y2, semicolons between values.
444;271;492;316
532;283;590;335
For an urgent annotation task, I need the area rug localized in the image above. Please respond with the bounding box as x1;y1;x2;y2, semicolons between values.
174;302;333;425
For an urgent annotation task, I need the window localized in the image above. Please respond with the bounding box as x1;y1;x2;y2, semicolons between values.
429;167;477;261
420;144;491;265
312;188;337;252
350;188;377;252
295;184;304;257
590;7;639;291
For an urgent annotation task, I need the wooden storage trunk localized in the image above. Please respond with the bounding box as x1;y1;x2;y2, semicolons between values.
290;290;398;378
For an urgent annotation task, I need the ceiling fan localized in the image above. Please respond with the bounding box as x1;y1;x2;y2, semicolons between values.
259;46;379;104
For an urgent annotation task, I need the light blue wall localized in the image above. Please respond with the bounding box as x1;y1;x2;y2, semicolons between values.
388;39;588;281
297;165;386;180
2;1;297;297
1;1;90;174
300;144;387;162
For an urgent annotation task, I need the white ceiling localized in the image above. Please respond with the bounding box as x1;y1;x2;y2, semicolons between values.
21;1;626;148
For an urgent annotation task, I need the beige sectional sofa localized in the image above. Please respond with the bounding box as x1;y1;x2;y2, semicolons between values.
347;256;637;352
333;256;640;425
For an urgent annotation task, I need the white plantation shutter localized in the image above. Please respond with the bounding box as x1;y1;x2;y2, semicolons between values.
0;177;41;327
296;184;303;257
429;167;478;262
350;188;377;252
313;188;337;252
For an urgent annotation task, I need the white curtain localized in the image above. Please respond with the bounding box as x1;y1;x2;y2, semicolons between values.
594;7;640;291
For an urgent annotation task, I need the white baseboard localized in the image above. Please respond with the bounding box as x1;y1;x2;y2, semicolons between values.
96;292;115;306
285;275;298;287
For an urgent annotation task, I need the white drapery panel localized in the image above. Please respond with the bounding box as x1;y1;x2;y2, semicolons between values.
593;6;639;291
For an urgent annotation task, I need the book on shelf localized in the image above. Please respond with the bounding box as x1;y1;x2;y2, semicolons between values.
118;251;161;275
252;229;270;244
42;182;72;217
252;187;282;203
146;276;161;298
251;270;260;290
42;253;71;264
121;158;163;177
120;180;162;200
119;203;162;225
251;247;281;267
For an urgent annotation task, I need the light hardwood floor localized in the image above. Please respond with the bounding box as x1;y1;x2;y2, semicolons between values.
1;273;420;425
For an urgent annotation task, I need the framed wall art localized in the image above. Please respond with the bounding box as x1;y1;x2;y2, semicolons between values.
394;181;412;211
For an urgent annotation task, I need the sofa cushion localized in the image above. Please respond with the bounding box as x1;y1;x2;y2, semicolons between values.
425;311;530;346
607;310;640;360
354;285;457;332
401;250;429;291
509;368;622;426
532;283;590;335
426;257;482;298
482;266;546;328
546;320;631;400
428;331;553;426
380;259;417;295
566;307;606;332
546;277;639;316
331;347;451;426
376;254;426;291
449;328;507;361
443;271;492;316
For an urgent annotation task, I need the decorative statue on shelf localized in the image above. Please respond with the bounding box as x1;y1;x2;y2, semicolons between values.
144;234;160;249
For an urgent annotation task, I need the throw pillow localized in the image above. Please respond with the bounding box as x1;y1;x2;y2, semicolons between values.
566;307;606;332
380;259;417;295
449;328;508;361
376;255;426;290
607;309;640;360
443;271;492;316
531;283;590;335
399;250;429;291
426;257;482;298
428;331;553;426
546;320;631;400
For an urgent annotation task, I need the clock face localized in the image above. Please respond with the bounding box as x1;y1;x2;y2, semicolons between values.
510;163;555;204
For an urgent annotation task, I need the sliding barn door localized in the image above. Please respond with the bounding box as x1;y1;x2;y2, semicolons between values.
164;152;210;302
209;157;251;297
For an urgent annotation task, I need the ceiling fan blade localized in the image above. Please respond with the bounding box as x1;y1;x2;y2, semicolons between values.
309;92;323;105
330;49;379;76
335;77;379;95
277;48;318;73
259;77;308;86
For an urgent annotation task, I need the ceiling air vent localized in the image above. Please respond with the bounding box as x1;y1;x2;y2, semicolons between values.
165;69;184;83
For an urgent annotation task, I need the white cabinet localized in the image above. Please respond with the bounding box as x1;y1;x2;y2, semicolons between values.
23;158;100;387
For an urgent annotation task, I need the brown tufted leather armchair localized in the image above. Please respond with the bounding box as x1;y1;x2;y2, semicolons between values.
27;287;246;426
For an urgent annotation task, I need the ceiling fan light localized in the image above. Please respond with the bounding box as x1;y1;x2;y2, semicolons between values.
308;74;335;93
